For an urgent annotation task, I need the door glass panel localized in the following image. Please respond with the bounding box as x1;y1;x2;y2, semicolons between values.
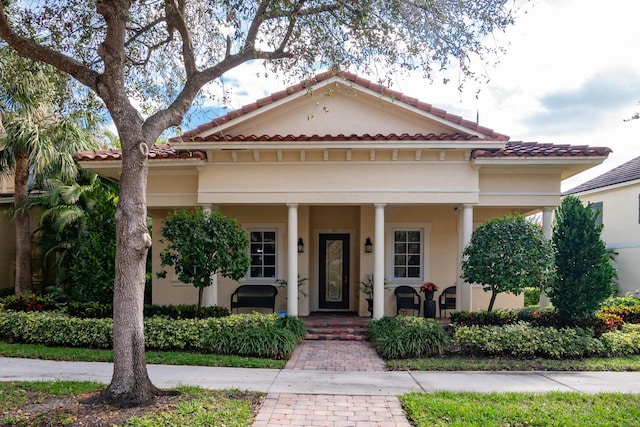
325;239;344;302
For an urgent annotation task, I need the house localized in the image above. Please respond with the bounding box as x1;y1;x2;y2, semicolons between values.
75;70;611;318
565;155;640;297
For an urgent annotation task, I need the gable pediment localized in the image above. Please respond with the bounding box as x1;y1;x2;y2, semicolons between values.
176;71;509;145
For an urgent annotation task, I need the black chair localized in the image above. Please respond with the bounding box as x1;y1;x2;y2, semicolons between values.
439;286;456;317
394;285;421;316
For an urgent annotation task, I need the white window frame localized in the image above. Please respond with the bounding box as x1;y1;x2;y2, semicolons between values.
244;223;284;283
386;222;431;286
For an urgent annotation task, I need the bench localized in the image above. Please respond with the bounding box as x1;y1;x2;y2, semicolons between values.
230;284;278;313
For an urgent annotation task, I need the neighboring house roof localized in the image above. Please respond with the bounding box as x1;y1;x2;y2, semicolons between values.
564;155;640;195
74;70;611;163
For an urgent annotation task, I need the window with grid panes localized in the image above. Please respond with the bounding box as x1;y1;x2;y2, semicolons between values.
249;230;277;279
393;229;422;279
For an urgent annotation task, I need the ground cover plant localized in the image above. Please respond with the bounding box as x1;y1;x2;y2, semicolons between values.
366;316;451;359
400;391;640;427
0;381;261;427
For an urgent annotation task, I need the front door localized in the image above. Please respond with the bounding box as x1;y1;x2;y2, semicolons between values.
319;233;350;310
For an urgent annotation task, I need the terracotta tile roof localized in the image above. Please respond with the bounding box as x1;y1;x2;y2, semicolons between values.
172;70;510;142
473;142;611;159
74;140;611;163
74;145;207;162
185;132;488;143
564;155;640;194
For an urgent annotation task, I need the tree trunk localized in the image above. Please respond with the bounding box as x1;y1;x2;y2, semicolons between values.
101;129;157;407
14;152;32;297
488;287;498;312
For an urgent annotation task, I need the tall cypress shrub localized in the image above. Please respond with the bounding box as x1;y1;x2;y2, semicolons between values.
549;196;614;318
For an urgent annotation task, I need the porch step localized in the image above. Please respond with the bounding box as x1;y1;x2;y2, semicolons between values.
303;314;370;341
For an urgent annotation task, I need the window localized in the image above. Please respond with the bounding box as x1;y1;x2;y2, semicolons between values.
249;230;277;279
590;202;603;226
393;229;422;279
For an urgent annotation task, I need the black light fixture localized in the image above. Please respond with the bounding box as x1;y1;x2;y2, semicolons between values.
364;237;373;253
297;237;304;253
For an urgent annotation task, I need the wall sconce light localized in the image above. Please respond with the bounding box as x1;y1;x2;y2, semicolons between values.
364;237;373;253
297;237;304;253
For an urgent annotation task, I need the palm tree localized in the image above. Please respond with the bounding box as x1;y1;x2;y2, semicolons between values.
30;172;118;301
0;51;97;296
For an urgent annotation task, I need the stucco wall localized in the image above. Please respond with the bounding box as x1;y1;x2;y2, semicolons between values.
150;204;524;317
576;183;640;296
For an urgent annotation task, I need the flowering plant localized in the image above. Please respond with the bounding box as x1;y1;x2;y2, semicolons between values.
420;282;438;292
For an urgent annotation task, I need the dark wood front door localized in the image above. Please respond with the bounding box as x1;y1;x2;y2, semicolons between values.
319;233;350;310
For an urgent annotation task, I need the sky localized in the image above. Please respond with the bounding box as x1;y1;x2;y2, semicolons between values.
184;0;640;192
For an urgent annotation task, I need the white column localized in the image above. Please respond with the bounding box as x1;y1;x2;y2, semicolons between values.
458;204;474;311
540;207;554;307
373;204;386;319
287;204;299;317
201;204;217;306
542;207;553;240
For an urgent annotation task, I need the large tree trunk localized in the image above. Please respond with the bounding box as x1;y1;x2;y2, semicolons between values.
14;152;32;297
101;129;157;407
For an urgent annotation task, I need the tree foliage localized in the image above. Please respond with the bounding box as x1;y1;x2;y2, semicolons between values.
461;213;555;312
549;196;615;319
0;0;519;406
0;47;98;296
158;208;250;307
32;172;120;303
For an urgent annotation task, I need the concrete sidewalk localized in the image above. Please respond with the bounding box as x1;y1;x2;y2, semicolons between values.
2;356;640;395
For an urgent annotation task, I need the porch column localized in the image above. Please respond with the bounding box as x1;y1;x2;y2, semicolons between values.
373;203;386;319
287;204;299;317
201;204;217;307
458;204;474;311
540;207;554;307
542;207;553;240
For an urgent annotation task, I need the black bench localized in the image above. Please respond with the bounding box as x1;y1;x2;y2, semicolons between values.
230;284;278;313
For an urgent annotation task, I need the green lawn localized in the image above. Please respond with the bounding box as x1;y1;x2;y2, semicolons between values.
0;381;260;427
387;354;640;371
0;342;286;369
401;391;640;427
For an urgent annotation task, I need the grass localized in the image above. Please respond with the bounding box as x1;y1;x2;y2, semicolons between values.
0;342;286;369
0;380;103;413
0;381;260;427
387;354;640;371
400;391;640;427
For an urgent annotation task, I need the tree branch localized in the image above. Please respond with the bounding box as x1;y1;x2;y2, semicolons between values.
164;0;196;76
0;4;100;93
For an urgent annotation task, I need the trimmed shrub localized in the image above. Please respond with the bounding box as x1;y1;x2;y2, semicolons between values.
0;294;60;312
366;316;451;359
450;310;518;327
0;311;301;359
523;286;542;307
0;311;112;349
599;324;640;356
143;304;230;319
600;306;640;325
0;296;230;320
453;322;603;359
601;295;640;309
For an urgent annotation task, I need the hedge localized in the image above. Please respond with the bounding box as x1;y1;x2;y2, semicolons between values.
0;294;230;319
0;311;305;359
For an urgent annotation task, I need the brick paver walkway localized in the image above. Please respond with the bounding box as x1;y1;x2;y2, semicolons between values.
253;339;412;426
285;341;385;371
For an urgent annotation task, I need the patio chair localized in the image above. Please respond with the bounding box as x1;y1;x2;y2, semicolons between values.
394;285;421;316
439;286;456;317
